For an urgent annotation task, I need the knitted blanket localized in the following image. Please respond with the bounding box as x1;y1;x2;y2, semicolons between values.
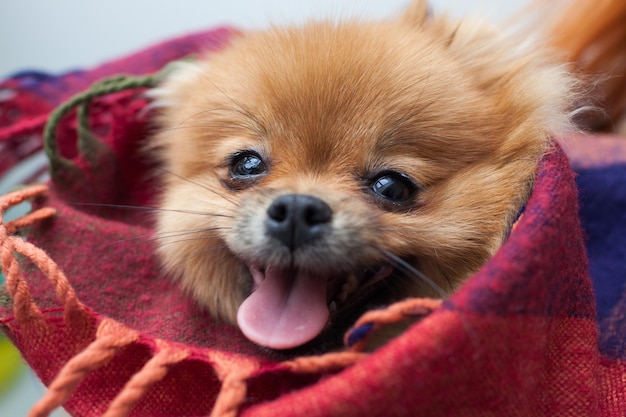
0;27;625;417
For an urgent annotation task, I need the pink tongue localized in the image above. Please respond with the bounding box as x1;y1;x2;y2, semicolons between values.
237;267;329;350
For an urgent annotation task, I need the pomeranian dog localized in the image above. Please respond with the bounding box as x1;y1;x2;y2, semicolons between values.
150;0;578;352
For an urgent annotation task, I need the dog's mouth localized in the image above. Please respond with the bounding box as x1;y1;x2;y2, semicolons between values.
236;262;393;350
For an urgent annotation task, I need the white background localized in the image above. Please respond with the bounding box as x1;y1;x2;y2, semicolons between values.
0;1;525;415
1;0;525;77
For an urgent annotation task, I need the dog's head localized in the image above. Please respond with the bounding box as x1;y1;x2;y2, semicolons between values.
151;0;577;351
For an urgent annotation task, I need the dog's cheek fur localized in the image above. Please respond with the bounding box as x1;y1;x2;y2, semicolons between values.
155;178;248;323
380;3;578;294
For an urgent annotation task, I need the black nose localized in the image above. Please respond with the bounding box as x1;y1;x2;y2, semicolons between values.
265;194;332;250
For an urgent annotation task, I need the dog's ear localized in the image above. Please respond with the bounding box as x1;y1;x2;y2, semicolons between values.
402;0;431;26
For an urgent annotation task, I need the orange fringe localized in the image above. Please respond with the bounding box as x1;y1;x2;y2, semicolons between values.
28;320;139;417
0;185;55;324
345;298;443;352
102;340;190;417
0;185;442;417
209;351;260;417
284;351;369;374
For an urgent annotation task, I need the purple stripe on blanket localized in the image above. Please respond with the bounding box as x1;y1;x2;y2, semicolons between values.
559;134;626;359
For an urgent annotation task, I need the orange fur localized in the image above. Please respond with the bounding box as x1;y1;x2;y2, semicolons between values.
528;0;626;131
150;0;579;351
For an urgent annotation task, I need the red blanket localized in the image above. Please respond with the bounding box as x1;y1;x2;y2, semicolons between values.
1;27;625;417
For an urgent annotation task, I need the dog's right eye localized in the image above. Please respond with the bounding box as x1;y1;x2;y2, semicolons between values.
229;151;267;178
368;171;419;207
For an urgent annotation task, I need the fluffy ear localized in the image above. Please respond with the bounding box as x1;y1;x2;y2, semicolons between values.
402;0;431;26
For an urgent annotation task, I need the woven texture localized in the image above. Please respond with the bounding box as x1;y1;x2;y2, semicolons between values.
1;27;626;417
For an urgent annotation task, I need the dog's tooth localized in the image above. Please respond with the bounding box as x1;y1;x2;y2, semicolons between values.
329;300;337;313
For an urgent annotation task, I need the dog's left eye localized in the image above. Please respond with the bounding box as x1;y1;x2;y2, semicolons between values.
230;151;267;178
370;172;417;203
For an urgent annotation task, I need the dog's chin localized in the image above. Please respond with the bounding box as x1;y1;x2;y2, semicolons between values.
233;256;396;354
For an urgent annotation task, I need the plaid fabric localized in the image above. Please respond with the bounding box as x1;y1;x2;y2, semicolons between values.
1;27;625;417
560;134;626;361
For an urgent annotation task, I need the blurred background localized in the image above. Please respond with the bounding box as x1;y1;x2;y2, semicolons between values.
0;0;526;77
0;0;525;415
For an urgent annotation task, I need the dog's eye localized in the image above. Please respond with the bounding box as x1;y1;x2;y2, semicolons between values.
370;172;417;203
230;151;267;178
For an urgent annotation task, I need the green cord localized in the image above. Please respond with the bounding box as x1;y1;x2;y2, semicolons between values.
42;67;173;176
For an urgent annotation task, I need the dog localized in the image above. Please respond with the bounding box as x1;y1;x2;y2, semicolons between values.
149;0;579;352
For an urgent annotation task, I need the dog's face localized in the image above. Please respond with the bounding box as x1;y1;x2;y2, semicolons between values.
152;1;576;351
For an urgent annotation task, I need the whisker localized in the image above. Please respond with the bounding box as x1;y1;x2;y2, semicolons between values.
153;235;226;250
69;202;235;218
157;121;258;134
369;244;448;299
170;242;231;265
158;167;240;208
171;65;267;138
356;264;395;295
195;74;267;139
376;226;425;233
172;107;235;129
96;227;230;249
369;244;480;348
146;227;229;244
152;226;229;238
313;237;485;354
